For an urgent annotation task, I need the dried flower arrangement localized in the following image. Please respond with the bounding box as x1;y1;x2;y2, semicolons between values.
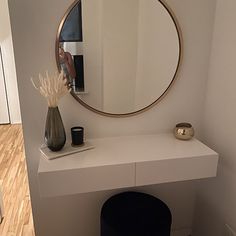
31;71;70;107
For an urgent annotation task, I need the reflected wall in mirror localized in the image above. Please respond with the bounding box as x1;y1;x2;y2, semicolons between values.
56;0;181;116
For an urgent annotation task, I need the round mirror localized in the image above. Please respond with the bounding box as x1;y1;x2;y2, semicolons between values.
56;0;181;117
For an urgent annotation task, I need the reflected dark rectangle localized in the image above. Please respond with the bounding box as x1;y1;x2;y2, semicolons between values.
74;55;84;91
60;3;83;42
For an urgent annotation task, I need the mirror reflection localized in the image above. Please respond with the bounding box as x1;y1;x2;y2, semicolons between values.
57;0;181;115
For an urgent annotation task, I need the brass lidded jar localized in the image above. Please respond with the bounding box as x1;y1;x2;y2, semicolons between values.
174;123;194;140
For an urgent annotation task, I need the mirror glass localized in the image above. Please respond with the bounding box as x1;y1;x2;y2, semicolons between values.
56;0;181;116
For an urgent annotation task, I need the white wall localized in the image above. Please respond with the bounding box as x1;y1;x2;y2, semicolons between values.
0;49;10;124
193;0;236;235
81;0;103;110
0;0;21;124
135;0;179;110
63;0;104;110
8;0;216;235
102;0;138;113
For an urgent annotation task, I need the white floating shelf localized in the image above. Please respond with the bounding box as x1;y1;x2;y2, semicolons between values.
38;134;219;197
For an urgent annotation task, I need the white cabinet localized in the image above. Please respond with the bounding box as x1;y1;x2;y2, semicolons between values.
136;155;218;186
38;134;219;197
39;163;135;197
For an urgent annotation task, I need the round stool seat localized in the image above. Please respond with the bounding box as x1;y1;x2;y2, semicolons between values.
101;191;172;236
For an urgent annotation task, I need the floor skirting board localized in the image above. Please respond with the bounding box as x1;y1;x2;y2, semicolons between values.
171;228;192;236
0;183;3;223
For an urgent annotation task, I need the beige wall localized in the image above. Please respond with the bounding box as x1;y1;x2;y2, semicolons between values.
193;0;236;235
0;0;21;123
8;0;216;235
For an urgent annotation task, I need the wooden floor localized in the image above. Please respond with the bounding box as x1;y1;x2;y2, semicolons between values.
0;125;35;236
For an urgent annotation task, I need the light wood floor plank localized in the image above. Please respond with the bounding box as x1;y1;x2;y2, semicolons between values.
0;125;34;236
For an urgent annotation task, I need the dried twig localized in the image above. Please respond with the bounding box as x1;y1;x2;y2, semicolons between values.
31;71;70;107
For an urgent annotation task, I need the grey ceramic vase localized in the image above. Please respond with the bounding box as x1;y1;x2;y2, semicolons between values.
45;107;66;152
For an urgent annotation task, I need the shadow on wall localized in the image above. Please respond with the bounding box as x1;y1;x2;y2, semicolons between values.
193;165;236;236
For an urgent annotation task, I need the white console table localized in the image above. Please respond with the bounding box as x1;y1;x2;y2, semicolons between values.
38;134;219;197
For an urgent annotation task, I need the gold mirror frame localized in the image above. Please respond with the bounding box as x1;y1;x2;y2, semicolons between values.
56;0;182;117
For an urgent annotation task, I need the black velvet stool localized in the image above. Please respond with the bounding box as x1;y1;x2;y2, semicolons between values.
101;192;172;236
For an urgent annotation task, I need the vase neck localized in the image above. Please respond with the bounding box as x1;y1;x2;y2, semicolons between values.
48;106;59;110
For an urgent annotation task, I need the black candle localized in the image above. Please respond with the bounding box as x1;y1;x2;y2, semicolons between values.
71;127;84;146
